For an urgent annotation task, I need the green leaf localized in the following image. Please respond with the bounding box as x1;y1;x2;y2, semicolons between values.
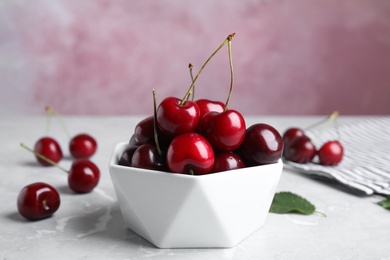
378;196;390;210
270;191;316;215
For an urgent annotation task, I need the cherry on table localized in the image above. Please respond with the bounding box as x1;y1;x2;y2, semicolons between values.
34;137;63;166
318;140;344;166
17;182;60;221
45;106;97;159
283;135;316;164
166;133;215;175
68;159;100;193
283;127;305;149
21;143;100;193
69;133;97;159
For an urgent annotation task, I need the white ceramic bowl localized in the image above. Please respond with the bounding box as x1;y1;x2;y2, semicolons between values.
109;142;283;248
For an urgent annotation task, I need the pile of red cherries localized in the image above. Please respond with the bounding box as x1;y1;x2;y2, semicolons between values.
119;101;284;175
118;34;284;175
17;108;99;221
282;115;344;166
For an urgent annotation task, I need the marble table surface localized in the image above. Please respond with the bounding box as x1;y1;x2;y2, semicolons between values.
1;115;389;260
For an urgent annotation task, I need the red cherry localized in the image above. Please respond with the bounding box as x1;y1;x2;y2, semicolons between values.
200;110;246;151
118;144;138;167
133;116;155;145
34;137;63;166
237;123;284;166
211;151;245;173
156;97;200;138
282;127;305;149
69;133;97;159
68;159;100;193
195;99;225;119
17;182;60;220
166;133;214;175
132;116;171;150
318;140;344;166
21;143;100;193
45;106;97;158
131;143;167;171
283;135;316;164
129;134;138;146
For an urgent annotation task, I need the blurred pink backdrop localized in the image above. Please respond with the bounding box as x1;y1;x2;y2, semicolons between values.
1;0;390;116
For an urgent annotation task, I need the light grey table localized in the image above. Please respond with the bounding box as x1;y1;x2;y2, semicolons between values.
1;115;389;260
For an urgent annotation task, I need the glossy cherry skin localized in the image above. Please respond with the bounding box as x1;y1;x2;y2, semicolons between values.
318;140;344;166
133;116;172;150
131;143;167;171
156;97;200;138
129;134;138;146
167;133;214;175
118;144;138;167
17;182;60;220
195;99;225;119
133;116;154;145
69;133;97;159
68;159;100;193
34;137;63;166
211;151;245;173
200;110;246;151
283;127;305;149
238;123;284;166
283;135;316;164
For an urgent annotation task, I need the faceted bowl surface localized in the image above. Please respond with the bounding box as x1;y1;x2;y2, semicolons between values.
109;142;283;248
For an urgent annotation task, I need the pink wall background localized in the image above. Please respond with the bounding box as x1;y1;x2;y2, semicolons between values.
1;0;390;116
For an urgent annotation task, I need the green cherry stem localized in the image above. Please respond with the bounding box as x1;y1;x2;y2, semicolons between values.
314;210;327;217
182;89;192;103
45;106;52;135
304;111;339;131
306;111;340;144
20;143;68;173
188;63;195;101
45;106;71;138
180;33;236;106
334;111;342;142
152;89;163;158
224;35;234;111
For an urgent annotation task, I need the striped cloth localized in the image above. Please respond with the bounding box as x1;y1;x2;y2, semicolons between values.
283;117;390;196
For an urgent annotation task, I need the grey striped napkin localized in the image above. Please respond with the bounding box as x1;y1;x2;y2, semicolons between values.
283;117;390;196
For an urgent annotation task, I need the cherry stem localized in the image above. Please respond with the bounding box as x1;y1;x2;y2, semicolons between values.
182;90;192;103
314;211;327;217
45;106;71;138
304;111;339;131
152;89;163;158
45;106;52;135
180;33;236;106
224;36;234;111
20;143;69;173
188;63;195;101
334;112;341;141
